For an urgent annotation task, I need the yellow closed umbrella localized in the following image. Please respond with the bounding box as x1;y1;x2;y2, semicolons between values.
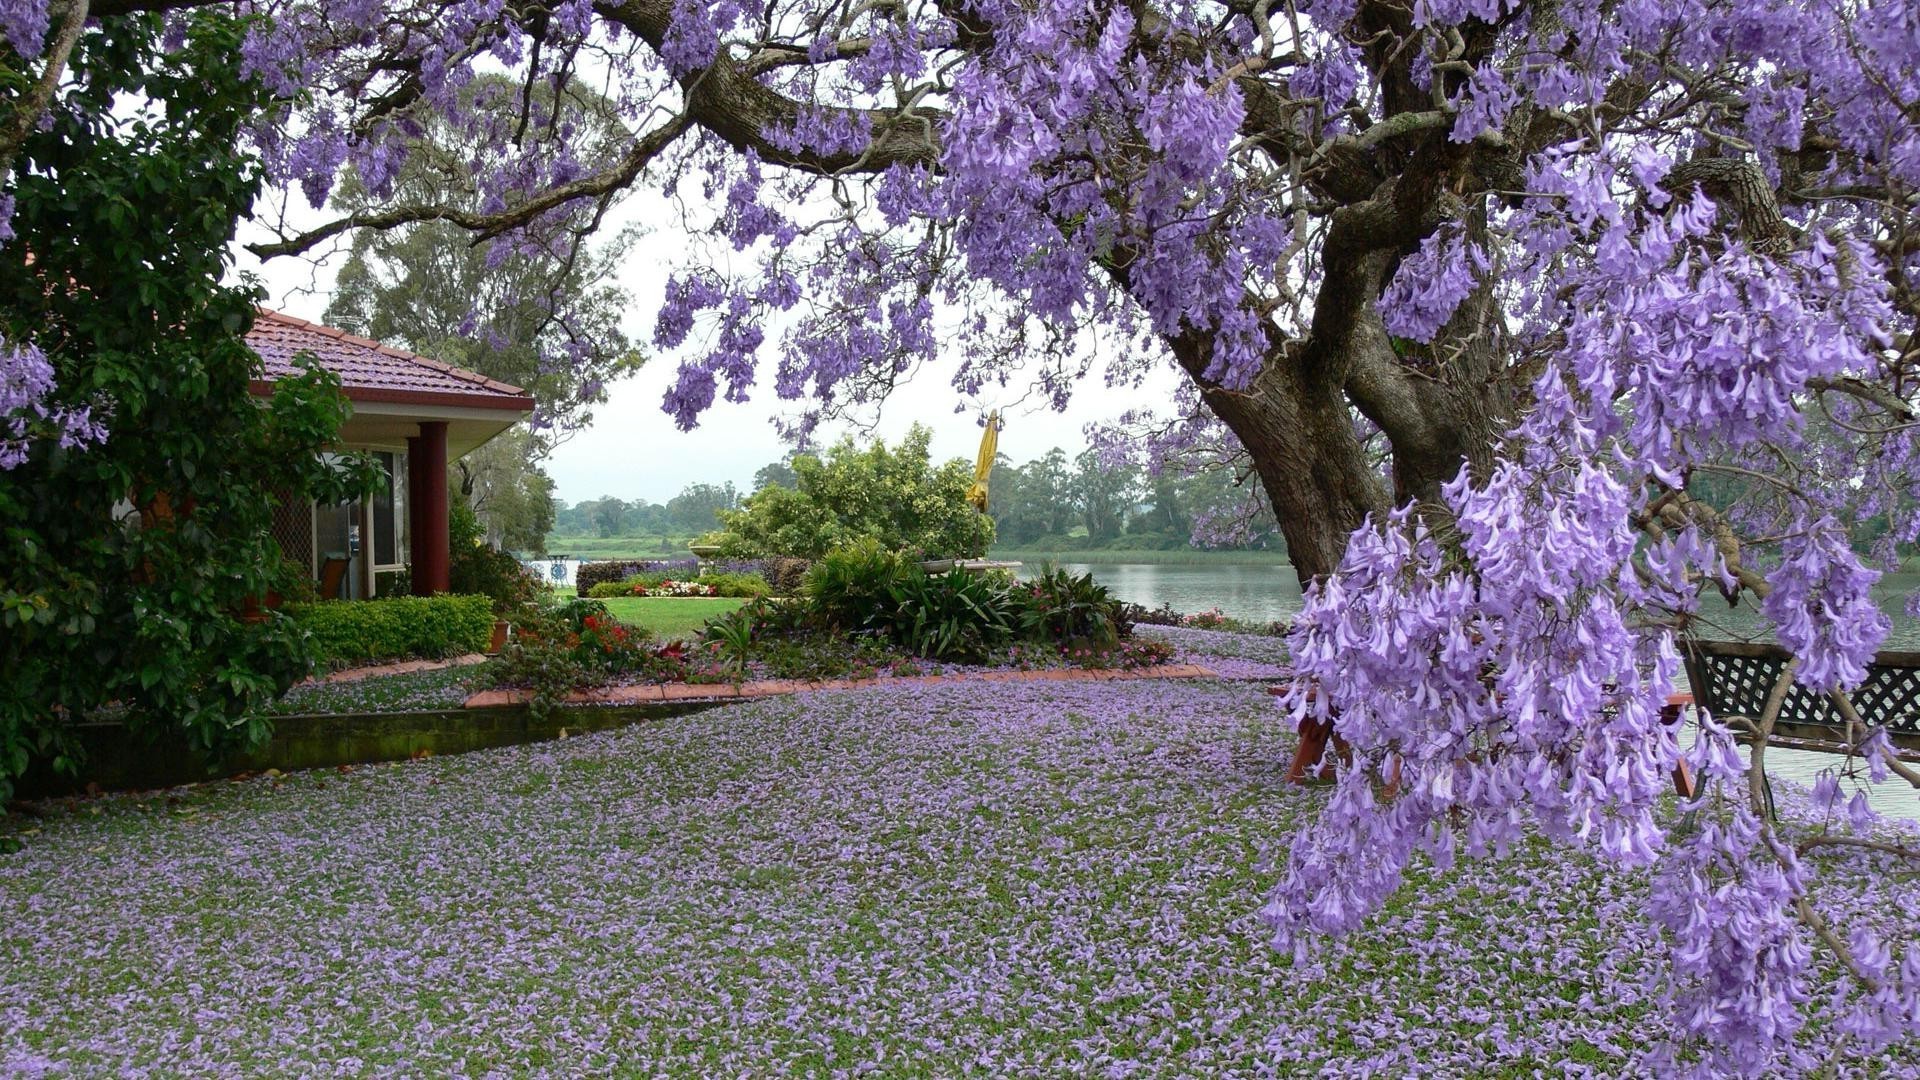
965;411;1001;513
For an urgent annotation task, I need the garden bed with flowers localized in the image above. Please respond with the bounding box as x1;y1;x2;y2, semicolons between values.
480;552;1191;716
5;678;1913;1075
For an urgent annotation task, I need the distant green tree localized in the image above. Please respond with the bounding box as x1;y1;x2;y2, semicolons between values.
550;498;588;535
1073;449;1137;545
710;426;994;559
668;482;740;534
458;427;555;551
989;447;1075;545
584;497;630;538
1178;465;1284;551
753;459;799;492
0;12;373;799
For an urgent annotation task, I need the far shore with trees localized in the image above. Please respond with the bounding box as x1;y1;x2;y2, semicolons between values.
544;436;1290;563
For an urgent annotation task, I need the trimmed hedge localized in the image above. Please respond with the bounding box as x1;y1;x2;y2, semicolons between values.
576;560;678;594
286;594;496;667
576;558;808;596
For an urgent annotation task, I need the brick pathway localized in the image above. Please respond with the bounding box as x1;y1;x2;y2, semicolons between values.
463;663;1219;709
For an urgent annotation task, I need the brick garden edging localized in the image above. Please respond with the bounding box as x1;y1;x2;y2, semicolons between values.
463;663;1220;709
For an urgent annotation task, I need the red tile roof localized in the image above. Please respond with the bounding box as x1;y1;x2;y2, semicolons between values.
246;309;535;412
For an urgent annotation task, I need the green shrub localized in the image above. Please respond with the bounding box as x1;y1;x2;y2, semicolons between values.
1017;565;1122;648
701;571;771;598
885;567;1022;662
761;557;811;596
706;426;994;559
575;560;656;593
448;501;549;612
803;540;910;633
286;594;497;666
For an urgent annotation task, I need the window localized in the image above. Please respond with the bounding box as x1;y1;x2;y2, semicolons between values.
372;451;398;566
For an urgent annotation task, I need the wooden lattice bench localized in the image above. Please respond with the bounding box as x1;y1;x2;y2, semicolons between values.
1682;639;1920;753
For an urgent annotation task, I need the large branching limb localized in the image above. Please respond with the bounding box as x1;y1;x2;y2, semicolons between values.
1827;688;1920;791
247;110;693;259
1806;376;1918;423
593;0;943;175
1796;834;1920;861
0;0;90;182
1661;156;1797;248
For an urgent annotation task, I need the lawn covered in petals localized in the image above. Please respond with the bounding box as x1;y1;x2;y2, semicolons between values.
4;680;1916;1076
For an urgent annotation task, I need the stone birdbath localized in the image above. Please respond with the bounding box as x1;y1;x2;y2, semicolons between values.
688;542;722;572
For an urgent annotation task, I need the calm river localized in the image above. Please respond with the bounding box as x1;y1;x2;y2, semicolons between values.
1029;561;1920;822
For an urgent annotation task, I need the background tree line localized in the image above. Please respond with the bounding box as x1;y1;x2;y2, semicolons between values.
545;447;1283;555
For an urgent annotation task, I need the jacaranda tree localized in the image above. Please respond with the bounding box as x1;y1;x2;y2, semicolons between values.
3;0;1917;1069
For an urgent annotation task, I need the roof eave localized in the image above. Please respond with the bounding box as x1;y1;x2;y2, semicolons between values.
248;379;536;413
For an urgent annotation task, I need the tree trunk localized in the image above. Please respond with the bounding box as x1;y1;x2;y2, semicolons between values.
1198;365;1389;585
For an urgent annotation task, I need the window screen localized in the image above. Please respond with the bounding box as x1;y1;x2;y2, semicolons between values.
372;451;398;566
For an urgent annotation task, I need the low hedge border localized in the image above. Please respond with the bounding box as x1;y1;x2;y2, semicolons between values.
286;594;496;667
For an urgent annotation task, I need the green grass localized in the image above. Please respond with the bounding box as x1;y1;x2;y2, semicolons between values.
991;548;1292;566
593;596;743;639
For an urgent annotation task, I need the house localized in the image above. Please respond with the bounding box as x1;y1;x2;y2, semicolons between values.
246;309;535;600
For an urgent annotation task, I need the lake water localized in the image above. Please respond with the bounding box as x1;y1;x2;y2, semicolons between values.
1033;562;1920;822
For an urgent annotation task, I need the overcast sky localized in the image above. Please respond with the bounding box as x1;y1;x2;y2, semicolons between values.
235;192;1177;506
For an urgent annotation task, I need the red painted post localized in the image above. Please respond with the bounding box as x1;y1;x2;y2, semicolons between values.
407;421;450;595
1664;692;1698;798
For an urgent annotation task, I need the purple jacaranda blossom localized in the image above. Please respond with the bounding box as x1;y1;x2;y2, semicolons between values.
2;335;105;469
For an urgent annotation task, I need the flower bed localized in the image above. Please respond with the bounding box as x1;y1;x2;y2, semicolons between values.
3;680;1911;1075
629;579;719;597
488;560;1177;715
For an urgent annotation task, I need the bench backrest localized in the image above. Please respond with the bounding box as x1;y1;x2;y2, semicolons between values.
1683;639;1920;735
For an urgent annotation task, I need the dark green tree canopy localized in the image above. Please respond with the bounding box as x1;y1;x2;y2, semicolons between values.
0;11;370;799
709;426;993;560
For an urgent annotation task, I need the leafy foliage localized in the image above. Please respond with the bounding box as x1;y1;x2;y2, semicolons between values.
1019;565;1121;649
287;594;496;666
709;426;993;560
788;545;1133;663
0;12;373;798
884;568;1023;664
447;499;550;612
801;540;911;635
